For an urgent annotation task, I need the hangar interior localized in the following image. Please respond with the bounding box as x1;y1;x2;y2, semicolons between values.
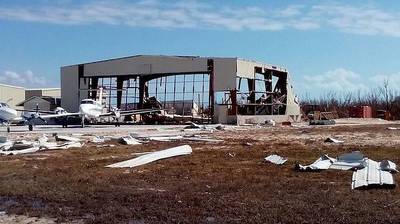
61;55;300;124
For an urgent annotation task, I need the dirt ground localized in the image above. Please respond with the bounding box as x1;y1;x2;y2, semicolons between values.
0;123;399;223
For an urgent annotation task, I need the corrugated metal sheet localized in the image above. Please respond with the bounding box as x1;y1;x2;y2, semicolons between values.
106;145;192;168
352;159;395;189
264;154;287;165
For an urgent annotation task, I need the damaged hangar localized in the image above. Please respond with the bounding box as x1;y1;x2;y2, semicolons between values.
61;55;300;124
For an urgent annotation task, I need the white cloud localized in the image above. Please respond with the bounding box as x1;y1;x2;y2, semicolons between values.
313;4;400;37
297;69;400;98
1;1;399;36
369;73;400;90
0;70;57;88
300;68;368;93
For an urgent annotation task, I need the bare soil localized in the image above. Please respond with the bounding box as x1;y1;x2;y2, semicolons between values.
0;124;399;223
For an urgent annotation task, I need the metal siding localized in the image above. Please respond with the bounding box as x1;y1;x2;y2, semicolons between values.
82;55;209;77
61;65;80;112
213;58;237;91
42;89;61;98
0;84;25;110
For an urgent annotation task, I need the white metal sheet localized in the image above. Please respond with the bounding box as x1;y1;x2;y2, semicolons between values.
264;154;287;165
352;159;395;189
106;145;192;168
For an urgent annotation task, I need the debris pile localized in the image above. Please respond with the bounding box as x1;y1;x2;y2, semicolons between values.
0;134;83;155
296;151;398;189
119;136;142;145
264;154;287;165
324;137;344;144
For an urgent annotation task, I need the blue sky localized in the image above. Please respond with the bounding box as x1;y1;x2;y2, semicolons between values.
1;0;400;98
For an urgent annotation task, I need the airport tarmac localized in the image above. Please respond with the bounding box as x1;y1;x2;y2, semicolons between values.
0;124;189;135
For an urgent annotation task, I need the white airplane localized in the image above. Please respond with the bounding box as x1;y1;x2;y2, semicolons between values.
0;102;61;132
1;88;161;132
56;88;161;128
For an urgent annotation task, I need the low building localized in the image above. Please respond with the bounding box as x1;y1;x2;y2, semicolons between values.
0;83;26;110
25;88;60;99
16;96;61;112
0;83;60;111
61;55;301;124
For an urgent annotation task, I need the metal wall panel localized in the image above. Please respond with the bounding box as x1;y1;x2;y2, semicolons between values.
83;55;209;77
61;65;80;112
0;84;25;110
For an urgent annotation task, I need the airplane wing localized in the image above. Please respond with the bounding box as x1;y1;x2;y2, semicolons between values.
99;109;161;117
38;112;81;119
16;109;55;114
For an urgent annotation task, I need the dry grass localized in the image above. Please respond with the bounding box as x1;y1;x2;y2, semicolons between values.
0;124;399;223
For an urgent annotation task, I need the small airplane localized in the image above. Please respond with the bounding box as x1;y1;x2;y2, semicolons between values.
1;88;161;132
54;87;161;128
0;102;62;132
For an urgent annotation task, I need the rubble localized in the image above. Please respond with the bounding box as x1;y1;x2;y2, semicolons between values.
324;137;344;143
264;154;287;165
296;155;336;171
330;151;364;170
0;137;12;151
0;146;40;155
91;136;106;143
54;134;82;142
148;136;184;141
380;160;398;173
0;134;83;155
265;119;276;126
106;145;192;168
309;120;336;125
119;136;141;145
96;144;116;148
296;151;397;190
352;159;395;189
183;136;223;142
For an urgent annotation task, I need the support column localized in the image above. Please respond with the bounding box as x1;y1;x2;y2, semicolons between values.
207;59;214;120
138;77;148;109
116;77;124;109
90;77;98;100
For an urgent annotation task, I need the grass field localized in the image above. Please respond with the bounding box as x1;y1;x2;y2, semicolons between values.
0;124;399;223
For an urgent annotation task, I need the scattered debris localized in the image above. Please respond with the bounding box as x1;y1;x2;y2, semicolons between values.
324;137;344;143
96;144;116;148
183;122;225;131
228;152;236;158
296;151;397;190
379;160;398;173
106;145;192;168
184;122;202;129
265;119;276;126
264;154;287;165
309;120;336;125
352;159;395;190
296;155;336;171
0;146;40;155
183;136;223;142
148;136;184;141
243;142;253;146
0;136;8;143
91;136;105;143
119;136;141;145
41;141;83;150
0;137;12;151
330;151;364;170
54;134;82;142
297;151;365;171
